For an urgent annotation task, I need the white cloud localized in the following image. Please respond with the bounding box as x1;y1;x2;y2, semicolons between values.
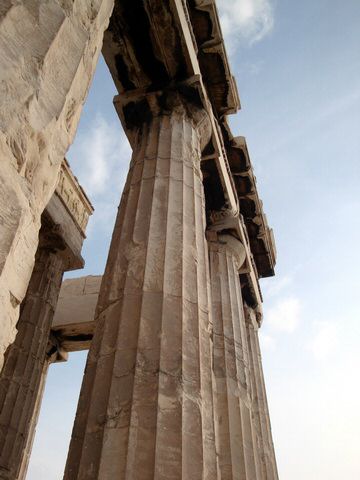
259;331;276;350
262;274;293;298
307;321;338;361
217;0;274;48
266;296;301;333
67;114;131;238
69;114;131;198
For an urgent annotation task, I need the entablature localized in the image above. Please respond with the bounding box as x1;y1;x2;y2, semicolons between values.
44;160;94;272
225;134;276;278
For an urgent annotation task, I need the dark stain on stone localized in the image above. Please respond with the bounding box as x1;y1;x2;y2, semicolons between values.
123;99;152;130
202;159;227;213
188;4;213;46
109;0;169;88
114;54;136;90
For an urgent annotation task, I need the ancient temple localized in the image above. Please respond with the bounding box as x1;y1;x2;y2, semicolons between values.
0;1;278;479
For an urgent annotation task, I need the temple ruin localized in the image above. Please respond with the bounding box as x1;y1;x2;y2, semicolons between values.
0;1;278;478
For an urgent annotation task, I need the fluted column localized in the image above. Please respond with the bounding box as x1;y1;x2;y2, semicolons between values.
208;232;260;480
16;333;67;480
16;361;49;480
0;230;65;480
64;94;216;480
245;307;278;480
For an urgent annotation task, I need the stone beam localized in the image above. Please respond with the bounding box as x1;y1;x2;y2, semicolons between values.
46;159;94;272
52;276;101;352
188;0;240;115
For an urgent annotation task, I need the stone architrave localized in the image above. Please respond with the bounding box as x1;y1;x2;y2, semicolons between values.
64;92;217;480
208;231;261;479
245;307;278;480
0;0;114;362
0;227;66;480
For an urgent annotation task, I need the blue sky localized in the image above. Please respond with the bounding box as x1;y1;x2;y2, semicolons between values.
27;1;360;478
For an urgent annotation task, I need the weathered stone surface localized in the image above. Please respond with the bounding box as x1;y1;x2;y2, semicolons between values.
0;0;113;368
245;307;278;480
0;154;92;478
0;1;280;477
16;361;49;480
208;232;260;479
225;134;276;278
0;235;65;480
103;0;240;219
64;98;217;480
52;275;102;352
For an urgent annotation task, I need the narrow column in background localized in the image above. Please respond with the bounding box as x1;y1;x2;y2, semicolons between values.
0;225;67;480
245;306;279;480
64;92;216;480
208;231;260;480
16;333;68;480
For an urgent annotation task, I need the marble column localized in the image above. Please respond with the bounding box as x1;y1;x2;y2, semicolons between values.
0;229;65;480
208;232;260;480
0;0;114;366
64;94;216;480
245;307;278;480
16;333;68;480
16;361;49;480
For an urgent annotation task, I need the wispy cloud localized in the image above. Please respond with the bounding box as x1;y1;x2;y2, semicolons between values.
263;274;293;298
266;296;301;333
307;321;339;361
217;0;274;48
259;331;276;350
69;114;131;198
67;114;131;238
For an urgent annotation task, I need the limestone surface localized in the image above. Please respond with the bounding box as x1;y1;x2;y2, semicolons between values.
0;0;114;369
0;239;64;480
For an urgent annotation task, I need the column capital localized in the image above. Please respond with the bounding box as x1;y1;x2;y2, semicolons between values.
114;77;212;150
208;207;239;231
207;231;246;270
244;303;263;328
38;218;67;253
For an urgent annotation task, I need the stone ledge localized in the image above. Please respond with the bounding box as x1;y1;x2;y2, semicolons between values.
51;275;101;351
55;159;94;238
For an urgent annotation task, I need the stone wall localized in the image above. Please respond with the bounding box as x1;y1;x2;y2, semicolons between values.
0;0;113;367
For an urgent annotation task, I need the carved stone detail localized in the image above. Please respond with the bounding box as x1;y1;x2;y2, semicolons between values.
114;84;212;151
56;160;93;236
217;233;247;270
